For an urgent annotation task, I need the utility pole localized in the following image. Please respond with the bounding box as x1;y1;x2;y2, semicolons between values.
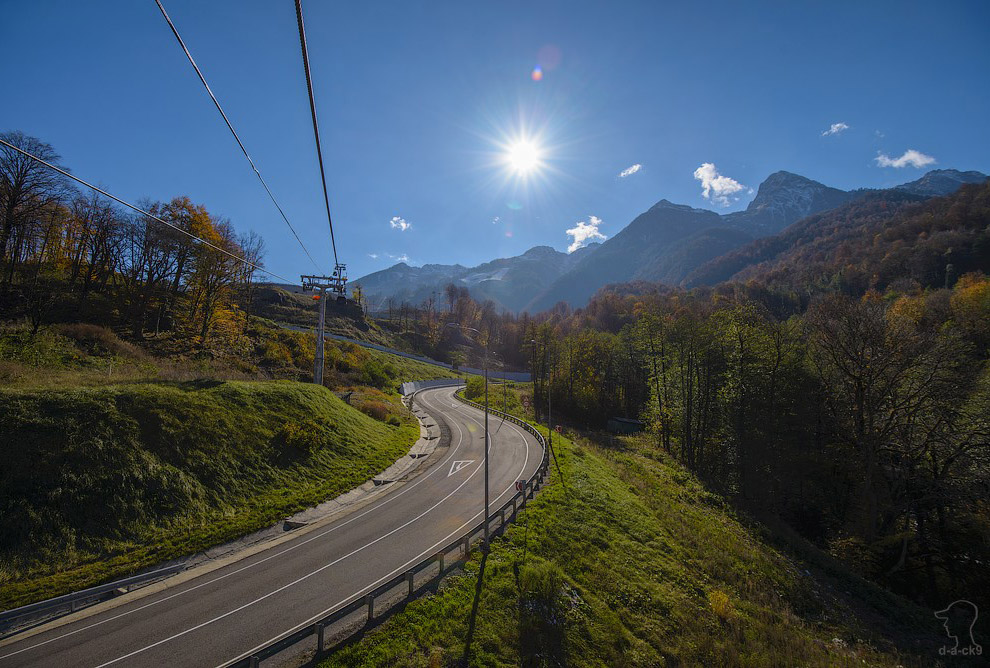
301;264;347;385
484;358;489;550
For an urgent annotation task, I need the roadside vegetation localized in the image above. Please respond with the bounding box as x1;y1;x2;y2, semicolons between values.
462;376;527;417
0;379;419;610
321;429;941;667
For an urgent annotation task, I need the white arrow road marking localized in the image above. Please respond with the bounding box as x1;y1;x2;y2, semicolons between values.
448;460;475;476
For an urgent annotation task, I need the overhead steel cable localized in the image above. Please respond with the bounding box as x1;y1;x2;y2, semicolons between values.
153;0;321;272
0;137;292;283
294;0;340;268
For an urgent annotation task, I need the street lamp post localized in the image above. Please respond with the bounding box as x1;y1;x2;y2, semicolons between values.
447;322;492;552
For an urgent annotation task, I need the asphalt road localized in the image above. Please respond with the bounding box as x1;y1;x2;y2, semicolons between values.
0;386;542;668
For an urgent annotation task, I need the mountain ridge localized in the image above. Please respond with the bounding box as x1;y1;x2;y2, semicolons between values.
355;168;988;314
354;243;600;313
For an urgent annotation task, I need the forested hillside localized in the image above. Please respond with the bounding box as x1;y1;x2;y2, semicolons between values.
686;182;990;292
519;268;990;610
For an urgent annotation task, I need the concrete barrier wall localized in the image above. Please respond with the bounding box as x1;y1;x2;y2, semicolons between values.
457;367;531;382
398;378;466;396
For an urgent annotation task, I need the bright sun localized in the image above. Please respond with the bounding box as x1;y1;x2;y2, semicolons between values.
506;140;541;174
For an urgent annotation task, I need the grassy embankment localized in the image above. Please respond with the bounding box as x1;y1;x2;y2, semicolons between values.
320;429;941;667
0;319;462;392
0;318;463;611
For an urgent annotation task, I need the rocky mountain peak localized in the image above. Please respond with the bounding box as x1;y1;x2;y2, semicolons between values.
748;171;828;208
724;170;853;235
522;245;564;259
650;199;704;213
895;169;988;197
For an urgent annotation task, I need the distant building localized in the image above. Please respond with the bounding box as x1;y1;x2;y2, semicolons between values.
607;417;644;434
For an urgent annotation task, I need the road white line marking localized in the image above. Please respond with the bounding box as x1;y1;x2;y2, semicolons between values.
91;396;515;668
220;415;537;668
447;460;475;476
0;387;471;661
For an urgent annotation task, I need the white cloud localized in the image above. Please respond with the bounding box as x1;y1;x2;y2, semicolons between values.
875;149;936;168
693;163;746;207
822;122;849;137
618;163;642;178
368;253;379;259
389;216;411;231
386;252;410;263
565;215;607;253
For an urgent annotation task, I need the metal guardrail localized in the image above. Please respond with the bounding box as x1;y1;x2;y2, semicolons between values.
223;388;550;667
0;564;185;636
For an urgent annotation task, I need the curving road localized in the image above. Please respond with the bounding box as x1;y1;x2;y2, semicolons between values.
0;386;542;668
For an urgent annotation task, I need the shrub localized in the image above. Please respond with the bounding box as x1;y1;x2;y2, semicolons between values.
355;399;391;422
359;358;396;389
326;345;344;370
708;589;735;619
0;326;78;367
56;323;145;359
259;340;293;367
0;360;25;384
465;375;485;401
274;419;323;454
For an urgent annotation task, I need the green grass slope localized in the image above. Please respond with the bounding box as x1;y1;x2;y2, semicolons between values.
320;432;940;667
363;346;465;383
0;380;419;610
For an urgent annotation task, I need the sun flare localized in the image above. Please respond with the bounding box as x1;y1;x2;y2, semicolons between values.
506;140;541;174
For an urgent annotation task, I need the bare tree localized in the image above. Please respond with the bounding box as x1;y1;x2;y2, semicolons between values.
0;131;72;284
236;230;265;327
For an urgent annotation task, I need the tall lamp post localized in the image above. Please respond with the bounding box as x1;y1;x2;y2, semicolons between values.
447;322;493;551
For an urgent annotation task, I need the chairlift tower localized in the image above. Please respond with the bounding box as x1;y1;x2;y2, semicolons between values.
301;264;347;385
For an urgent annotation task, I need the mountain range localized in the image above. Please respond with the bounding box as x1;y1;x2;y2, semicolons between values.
353;168;987;313
353;243;600;313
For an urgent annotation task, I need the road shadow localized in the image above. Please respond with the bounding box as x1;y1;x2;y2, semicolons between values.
461;549;490;665
516;560;569;667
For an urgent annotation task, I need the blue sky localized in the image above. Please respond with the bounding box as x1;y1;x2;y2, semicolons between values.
3;0;989;282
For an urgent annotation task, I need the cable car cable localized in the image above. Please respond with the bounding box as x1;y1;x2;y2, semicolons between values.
154;0;321;272
294;0;340;268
